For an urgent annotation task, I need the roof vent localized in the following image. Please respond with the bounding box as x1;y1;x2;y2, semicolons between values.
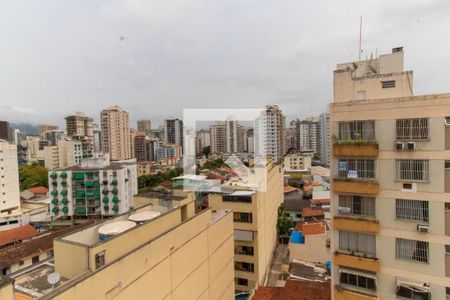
392;47;403;53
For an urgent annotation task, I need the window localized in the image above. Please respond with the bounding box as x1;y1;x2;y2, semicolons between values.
338;120;375;142
445;117;450;126
396;283;431;300
395;199;429;222
32;255;39;264
223;195;252;203
19;260;24;266
396;238;429;263
356;90;367;101
396;118;429;141
396;160;429;181
339;231;376;257
337;159;375;179
95;251;106;269
339;268;376;292
381;80;396;88
338;195;375;217
446;160;450;169
235;245;254;256
235;278;249;287
233;212;252;223
235;261;254;273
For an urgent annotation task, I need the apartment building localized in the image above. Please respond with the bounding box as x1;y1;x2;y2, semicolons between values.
208;161;283;293
164;118;183;147
44;138;83;170
196;129;211;154
156;144;182;162
320;112;330;166
295;117;321;156
48;156;137;218
101;106;132;161
284;153;312;172
42;129;65;146
37;124;58;135
1;196;235;300
0;121;12;142
137;119;151;135
133;132;151;162
0;141;20;214
330;47;449;299
255;105;285;163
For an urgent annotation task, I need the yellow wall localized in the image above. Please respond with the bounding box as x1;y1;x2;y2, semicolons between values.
54;240;89;279
0;281;14;300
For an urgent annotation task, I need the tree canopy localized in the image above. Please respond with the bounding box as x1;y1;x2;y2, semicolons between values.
19;162;48;191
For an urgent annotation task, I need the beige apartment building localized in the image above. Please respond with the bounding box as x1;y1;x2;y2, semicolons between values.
1;194;235;300
101;106;132;161
330;47;450;299
209;161;283;293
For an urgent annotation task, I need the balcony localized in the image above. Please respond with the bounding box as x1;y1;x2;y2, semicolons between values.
335;288;380;300
333;179;379;196
334;252;380;273
333;143;379;157
334;216;379;233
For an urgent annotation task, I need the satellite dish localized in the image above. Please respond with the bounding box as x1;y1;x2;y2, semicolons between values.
47;272;61;287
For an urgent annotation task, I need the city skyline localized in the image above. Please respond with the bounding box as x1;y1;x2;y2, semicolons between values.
1;1;450;126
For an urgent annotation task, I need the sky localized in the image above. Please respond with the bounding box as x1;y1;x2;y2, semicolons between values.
1;0;450;128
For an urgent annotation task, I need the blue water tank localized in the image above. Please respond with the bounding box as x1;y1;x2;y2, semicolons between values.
290;231;305;244
326;260;331;271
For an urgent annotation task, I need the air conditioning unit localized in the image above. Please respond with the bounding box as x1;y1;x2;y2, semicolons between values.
407;142;416;151
395;142;404;151
417;224;429;233
338;207;351;214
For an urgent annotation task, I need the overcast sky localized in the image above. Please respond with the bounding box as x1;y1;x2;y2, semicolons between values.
1;0;449;128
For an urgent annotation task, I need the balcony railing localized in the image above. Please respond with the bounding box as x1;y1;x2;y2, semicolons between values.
333;179;380;196
334;252;380;273
333;216;380;234
333;143;379;157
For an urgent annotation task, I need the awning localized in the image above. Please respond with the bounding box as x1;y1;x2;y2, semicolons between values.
75;207;86;214
111;179;118;185
73;172;85;180
61;198;68;205
52;207;59;213
51;199;58;205
51;190;58;196
74;190;85;196
61;190;68;196
85;190;95;197
112;205;119;212
62;207;69;213
103;205;109;210
112;197;120;203
111;189;118;195
60;172;67;178
102;197;109;203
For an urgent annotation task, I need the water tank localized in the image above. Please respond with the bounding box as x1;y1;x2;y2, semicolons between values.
98;220;136;241
128;211;161;224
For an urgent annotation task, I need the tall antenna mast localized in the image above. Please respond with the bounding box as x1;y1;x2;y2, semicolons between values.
359;16;362;61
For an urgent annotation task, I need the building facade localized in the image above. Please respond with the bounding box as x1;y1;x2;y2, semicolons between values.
255;105;285;163
0;121;12;142
44;139;83;170
137;119;151;135
330;47;449;299
101;106;132;161
284;153;312;172
320;112;330;167
295;117;321;156
48;157;137;218
0;141;20;214
164;118;183;147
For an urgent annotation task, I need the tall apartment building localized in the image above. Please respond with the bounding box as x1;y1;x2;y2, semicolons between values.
320;112;330;166
37;124;58;135
48;156;137;218
284;153;312;172
137;119;151;135
65;112;94;160
0;121;12;142
329;47;450;299
210;120;246;154
92;123;102;153
44;138;83;170
0;141;20;213
156;144;182;162
208;161;283;293
196;129;211;154
295;117;321;156
42;129;65;146
133;132;151;162
164;118;183;147
210;122;227;154
101;106;132;161
255;105;285;163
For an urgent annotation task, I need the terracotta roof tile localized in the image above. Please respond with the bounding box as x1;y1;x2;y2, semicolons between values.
301;222;326;235
302;207;324;218
252;279;331;300
27;186;49;194
0;225;38;247
311;198;330;205
284;186;299;193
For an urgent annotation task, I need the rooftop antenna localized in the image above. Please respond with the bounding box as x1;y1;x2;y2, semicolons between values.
359;16;363;61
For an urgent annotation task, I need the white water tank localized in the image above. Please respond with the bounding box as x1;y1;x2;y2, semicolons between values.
98;220;136;241
128;211;161;224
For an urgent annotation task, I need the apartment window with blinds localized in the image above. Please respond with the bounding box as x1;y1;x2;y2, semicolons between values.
396;238;429;263
339;268;377;292
337;159;376;179
339;231;376;257
396;118;429;141
338;120;375;142
338;195;375;217
395;199;429;222
396;160;429;181
233;212;253;223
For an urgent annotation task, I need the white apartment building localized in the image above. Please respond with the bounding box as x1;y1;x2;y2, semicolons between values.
164;118;183;147
284;153;312;172
320;112;330;166
295;117;321;156
330;47;450;299
101;106;132;161
0;141;20;213
49;156;137;219
44;138;83;170
255;105;285;163
20;136;44;162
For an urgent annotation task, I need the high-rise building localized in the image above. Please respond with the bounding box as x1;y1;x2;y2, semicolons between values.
137;119;151;135
163;118;183;147
48;156;137;218
0;141;20;213
196;129;211;154
43;138;83;170
42;129;65;146
37;124;58;135
319;112;330;166
329;47;450;299
209;120;247;154
156;144;182;162
92;124;102;153
133;132;151;162
101;106;132;161
65;112;94;138
255;105;285;163
295;117;320;156
0;121;12;142
210;122;226;154
208;160;283;293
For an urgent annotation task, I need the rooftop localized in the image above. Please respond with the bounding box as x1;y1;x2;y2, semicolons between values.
290;260;330;282
297;222;327;236
302;207;324;218
26;187;49;195
252;279;331;300
0;225;38;248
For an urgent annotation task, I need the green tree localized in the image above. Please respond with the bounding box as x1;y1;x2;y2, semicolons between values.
277;204;295;235
202;146;211;158
19;163;48;191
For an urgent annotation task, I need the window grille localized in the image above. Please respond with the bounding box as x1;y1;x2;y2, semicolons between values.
396;284;431;299
339;231;376;256
396;238;429;263
337;159;376;179
338;120;375;142
396;160;429;181
395;199;428;222
339;195;375;217
235;261;255;273
381;80;396;88
396;118;429;141
339;268;377;292
233;212;253;223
